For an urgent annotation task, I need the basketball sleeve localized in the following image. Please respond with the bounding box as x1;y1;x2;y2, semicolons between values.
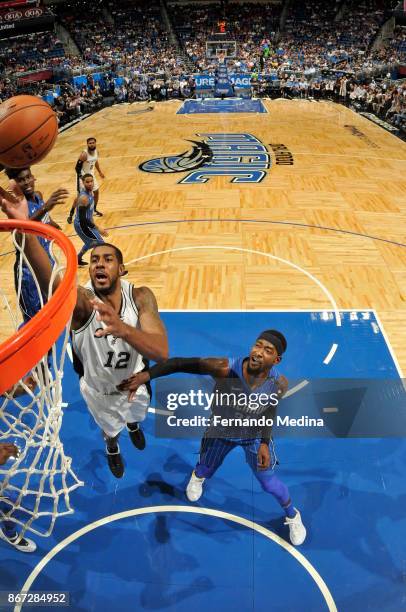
75;159;84;176
149;357;207;379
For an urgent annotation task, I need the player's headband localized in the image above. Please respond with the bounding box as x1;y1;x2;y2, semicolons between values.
257;330;287;355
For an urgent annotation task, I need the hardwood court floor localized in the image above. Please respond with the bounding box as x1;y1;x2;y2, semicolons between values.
1;99;405;371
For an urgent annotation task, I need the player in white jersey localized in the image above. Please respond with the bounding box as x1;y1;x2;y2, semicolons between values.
67;137;105;223
0;188;168;479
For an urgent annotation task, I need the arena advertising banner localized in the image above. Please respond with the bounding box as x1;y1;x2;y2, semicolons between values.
0;13;53;38
0;0;32;8
0;7;44;21
194;74;251;89
17;69;53;84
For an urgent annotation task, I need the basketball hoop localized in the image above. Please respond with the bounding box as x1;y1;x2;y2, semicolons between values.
0;220;77;395
0;220;83;538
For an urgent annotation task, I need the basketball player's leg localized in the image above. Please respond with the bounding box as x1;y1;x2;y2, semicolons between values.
125;388;150;451
93;190;102;216
244;440;306;545
0;493;36;552
74;222;104;266
186;437;236;501
79;379;125;478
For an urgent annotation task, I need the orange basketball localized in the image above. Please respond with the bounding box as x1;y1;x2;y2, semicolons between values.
0;95;58;169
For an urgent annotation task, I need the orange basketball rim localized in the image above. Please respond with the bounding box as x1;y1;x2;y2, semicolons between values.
0;220;77;395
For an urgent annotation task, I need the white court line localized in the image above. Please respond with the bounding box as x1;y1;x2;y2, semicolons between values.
323;343;338;365
158;308;373;312
15;506;337;612
36;152;406;165
126;246;341;327
283;379;309;398
148;406;171;416
125;244;341;364
372;310;404;378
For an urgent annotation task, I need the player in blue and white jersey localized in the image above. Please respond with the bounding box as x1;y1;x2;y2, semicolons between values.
73;173;108;266
118;330;307;546
4;167;68;323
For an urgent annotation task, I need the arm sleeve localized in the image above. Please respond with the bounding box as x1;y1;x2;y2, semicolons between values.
75;159;84;176
78;205;95;229
148;357;204;380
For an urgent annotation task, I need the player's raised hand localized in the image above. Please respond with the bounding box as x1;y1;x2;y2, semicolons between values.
0;180;28;220
0;443;19;466
45;188;69;212
90;299;127;339
117;370;150;401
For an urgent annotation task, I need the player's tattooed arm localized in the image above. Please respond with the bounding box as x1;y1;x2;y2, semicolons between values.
71;287;95;330
130;286;168;360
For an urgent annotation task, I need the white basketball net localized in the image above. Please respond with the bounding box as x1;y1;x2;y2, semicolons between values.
0;230;83;538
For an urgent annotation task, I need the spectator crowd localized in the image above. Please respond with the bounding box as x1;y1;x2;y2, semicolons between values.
0;0;405;132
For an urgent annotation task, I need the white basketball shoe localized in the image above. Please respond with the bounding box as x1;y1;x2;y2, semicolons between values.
186;471;205;502
284;509;307;546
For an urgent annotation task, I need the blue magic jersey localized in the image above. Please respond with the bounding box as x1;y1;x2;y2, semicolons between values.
74;189;95;225
14;193;53;322
16;194;52;279
205;357;281;440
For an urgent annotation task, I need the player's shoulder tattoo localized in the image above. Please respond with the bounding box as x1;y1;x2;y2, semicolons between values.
80;286;95;300
133;286;159;313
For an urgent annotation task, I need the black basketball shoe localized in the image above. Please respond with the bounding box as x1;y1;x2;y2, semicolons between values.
106;445;124;478
127;423;146;450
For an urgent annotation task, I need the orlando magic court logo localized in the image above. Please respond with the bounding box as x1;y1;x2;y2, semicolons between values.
139;133;271;184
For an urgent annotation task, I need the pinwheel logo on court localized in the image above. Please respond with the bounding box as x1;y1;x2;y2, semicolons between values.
139;133;271;184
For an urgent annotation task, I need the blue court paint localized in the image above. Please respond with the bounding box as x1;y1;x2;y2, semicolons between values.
177;99;268;114
1;311;405;612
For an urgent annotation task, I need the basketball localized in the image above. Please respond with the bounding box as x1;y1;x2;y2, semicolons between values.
0;95;58;169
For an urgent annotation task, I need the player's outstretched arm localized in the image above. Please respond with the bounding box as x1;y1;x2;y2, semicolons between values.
75;151;87;176
117;357;230;399
29;188;69;224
